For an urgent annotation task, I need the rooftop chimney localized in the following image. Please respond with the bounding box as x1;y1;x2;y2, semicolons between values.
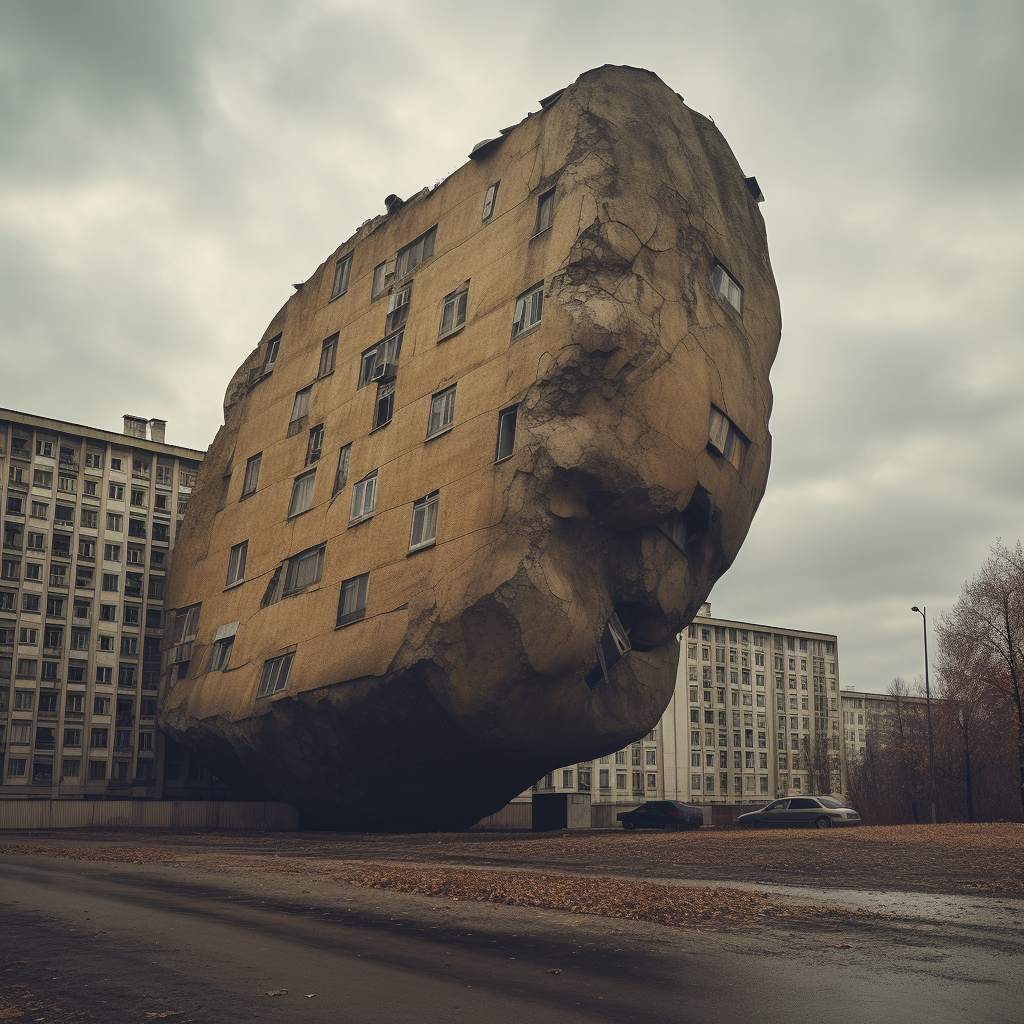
123;414;148;439
148;418;166;443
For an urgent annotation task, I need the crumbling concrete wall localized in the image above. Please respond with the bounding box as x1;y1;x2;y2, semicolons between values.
160;65;781;830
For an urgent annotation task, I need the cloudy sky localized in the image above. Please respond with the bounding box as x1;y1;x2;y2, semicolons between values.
2;1;1022;693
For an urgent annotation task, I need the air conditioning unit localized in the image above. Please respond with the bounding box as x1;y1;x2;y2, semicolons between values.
371;362;397;382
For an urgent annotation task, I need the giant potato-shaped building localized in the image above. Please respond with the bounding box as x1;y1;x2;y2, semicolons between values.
160;66;781;829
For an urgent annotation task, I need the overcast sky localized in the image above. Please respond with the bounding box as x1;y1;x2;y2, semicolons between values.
2;1;1022;693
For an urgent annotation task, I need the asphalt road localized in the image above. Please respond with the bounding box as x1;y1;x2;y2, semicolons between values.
1;855;1019;1023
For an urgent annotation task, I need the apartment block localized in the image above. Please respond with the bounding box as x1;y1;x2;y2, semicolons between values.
538;604;843;820
0;409;202;799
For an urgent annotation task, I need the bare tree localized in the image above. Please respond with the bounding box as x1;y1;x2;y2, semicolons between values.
936;540;1024;818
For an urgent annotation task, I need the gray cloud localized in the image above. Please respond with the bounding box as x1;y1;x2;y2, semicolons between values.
2;0;1022;693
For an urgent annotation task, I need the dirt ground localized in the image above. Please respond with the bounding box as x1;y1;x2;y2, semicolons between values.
1;822;1021;935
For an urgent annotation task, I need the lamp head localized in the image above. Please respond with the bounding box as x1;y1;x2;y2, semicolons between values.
911;606;920;613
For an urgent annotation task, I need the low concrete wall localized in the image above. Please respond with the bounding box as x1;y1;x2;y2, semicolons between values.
0;800;299;830
474;801;533;829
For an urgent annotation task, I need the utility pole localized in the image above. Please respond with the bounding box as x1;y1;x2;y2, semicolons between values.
911;606;938;824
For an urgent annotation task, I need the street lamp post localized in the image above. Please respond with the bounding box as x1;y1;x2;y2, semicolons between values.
911;605;938;824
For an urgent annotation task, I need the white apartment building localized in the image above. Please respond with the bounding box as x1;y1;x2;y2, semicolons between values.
0;409;203;800
534;604;843;822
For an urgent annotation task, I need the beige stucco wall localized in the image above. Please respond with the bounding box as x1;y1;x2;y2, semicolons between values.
161;65;781;829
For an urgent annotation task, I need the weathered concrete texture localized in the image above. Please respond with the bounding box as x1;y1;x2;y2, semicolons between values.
160;66;781;830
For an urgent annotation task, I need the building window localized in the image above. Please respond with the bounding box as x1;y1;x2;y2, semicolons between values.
104;543;121;562
712;263;743;313
258;335;281;378
207;632;234;672
385;283;412;334
409;492;439;552
482;181;499;221
288;387;311;438
226;541;248;587
350;471;377;524
29;501;48;520
374;382;395;430
333;444;351;495
511;282;543;340
396;226;436;279
33;469;52;488
284;544;325;595
438;284;468;339
306;424;324;466
241;453;261;498
37;439;54;457
358;331;403;388
562;769;574;789
427;385;456;438
288;470;316;518
534;187;555;235
256;651;292;700
707;406;748;470
128;518;146;540
330;254;353;300
316;335;339;381
337;573;369;627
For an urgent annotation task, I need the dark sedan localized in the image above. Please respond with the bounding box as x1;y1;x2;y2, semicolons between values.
617;800;705;831
735;796;861;828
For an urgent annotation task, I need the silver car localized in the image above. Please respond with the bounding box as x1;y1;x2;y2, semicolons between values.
735;796;861;829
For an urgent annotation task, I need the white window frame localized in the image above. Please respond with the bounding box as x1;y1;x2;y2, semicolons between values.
284;544;325;595
409;491;439;552
511;282;543;340
438;284;468;340
427;385;456;438
226;541;248;587
288;469;316;518
712;262;743;313
482;181;499;221
330;253;353;300
256;652;294;698
350;470;377;524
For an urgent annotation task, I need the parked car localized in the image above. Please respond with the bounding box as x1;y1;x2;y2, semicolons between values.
735;796;861;828
618;800;705;831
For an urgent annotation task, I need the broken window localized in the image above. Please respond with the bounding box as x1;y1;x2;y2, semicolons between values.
333;444;351;495
584;611;632;688
373;383;395;430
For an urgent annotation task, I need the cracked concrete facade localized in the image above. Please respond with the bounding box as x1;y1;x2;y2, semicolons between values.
159;65;781;829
